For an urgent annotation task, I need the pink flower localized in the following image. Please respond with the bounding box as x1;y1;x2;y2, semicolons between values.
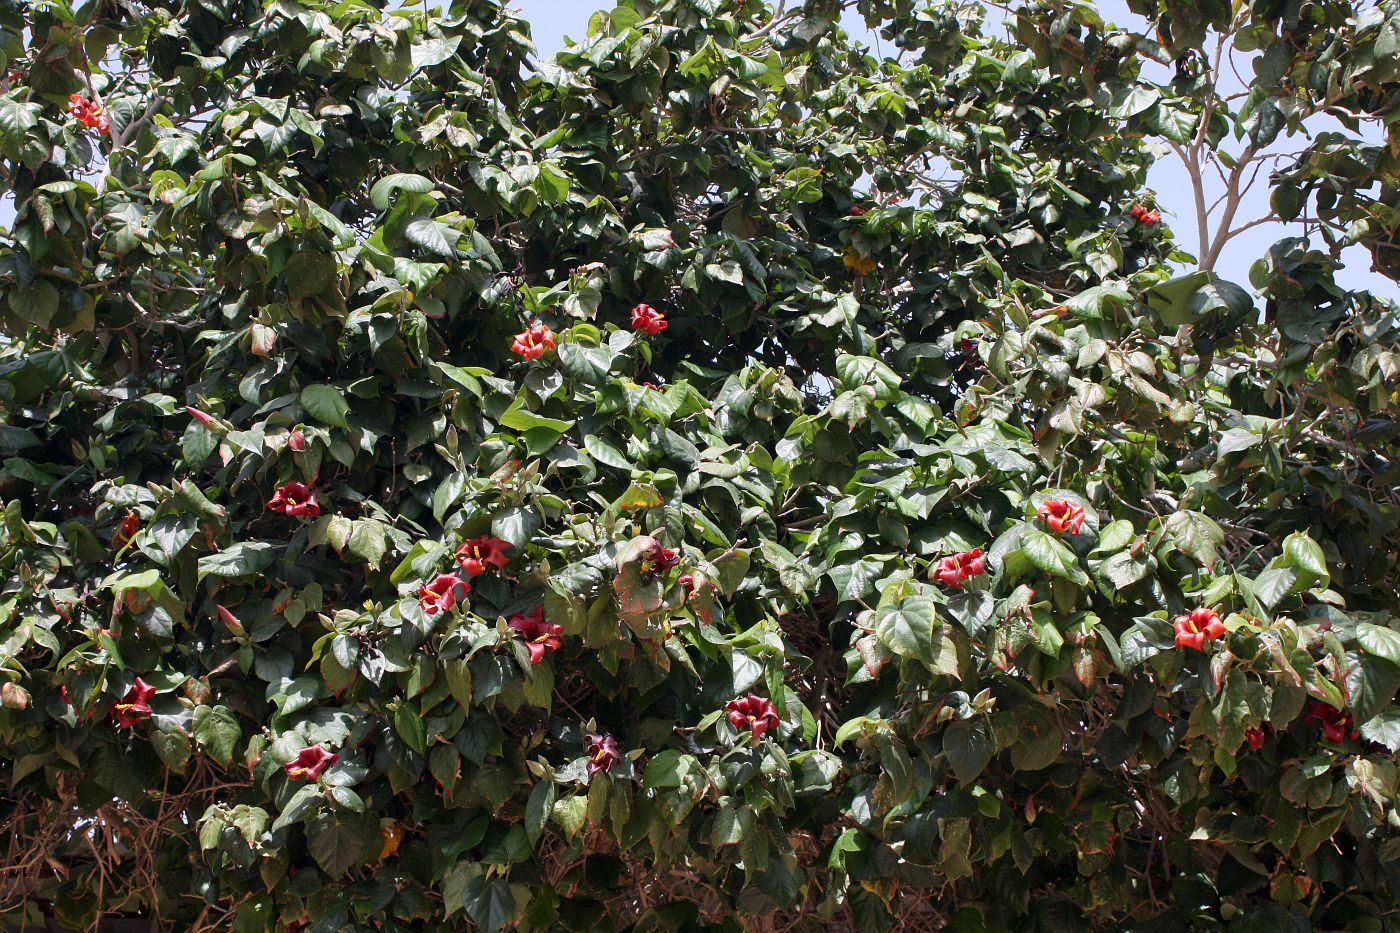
726;694;779;739
1037;500;1086;535
284;745;339;781
287;430;307;452
932;548;986;588
630;303;668;336
1173;608;1225;652
419;573;469;615
507;606;563;665
455;536;512;576
185;406;224;432
215;605;245;636
586;734;620;777
511;325;555;360
267;481;320;517
112;677;156;728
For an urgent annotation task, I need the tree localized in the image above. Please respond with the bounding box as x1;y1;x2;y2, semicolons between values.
0;0;1398;929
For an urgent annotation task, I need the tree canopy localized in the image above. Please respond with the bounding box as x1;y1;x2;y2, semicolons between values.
1;0;1399;929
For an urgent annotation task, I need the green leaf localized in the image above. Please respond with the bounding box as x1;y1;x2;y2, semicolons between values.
943;718;994;784
192;705;241;767
1357;623;1400;665
874;595;938;664
1020;527;1088;584
198;542;278;580
349;519;388;568
1164;511;1223;570
525;780;555;844
8;280;59;327
372;174;437;210
498;397;575;433
307;811;376;877
393;703;427;755
301;384;351;429
462;876;516;933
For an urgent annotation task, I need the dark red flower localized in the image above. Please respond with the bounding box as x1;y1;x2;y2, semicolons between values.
284;745;339;781
112;677;156;728
511;324;555;360
630;303;668;336
1244;726;1268;751
726;694;779;739
1173;608;1226;651
849;205;867;216
69;93;110;133
455;536;512;576
267;481;320;517
586;733;620;777
287;430;307;452
1037;500;1086;535
641;540;679;583
932;548;986;588
1305;702;1359;744
508;606;563;665
419;573;469;615
113;510;140;549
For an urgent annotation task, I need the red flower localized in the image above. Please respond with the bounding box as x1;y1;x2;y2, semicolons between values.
511;324;555;360
508;606;563;665
284;745;339;781
455;536;512;576
630;303;668;336
1128;204;1161;226
267;481;320;517
586;733;620;777
1244;727;1267;751
113;510;140;549
1037;500;1086;535
287;430;307;452
1305;702;1359;744
932;548;986;589
112;677;156;728
69;93;110;133
848;205;867;216
1173;608;1226;651
726;694;779;739
419;573;469;615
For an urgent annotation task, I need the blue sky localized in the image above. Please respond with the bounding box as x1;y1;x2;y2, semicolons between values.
515;0;1397;299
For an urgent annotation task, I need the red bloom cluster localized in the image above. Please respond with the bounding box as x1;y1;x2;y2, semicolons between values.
456;535;512;576
113;510;140;549
284;745;339;781
69;93;109;133
586;733;620;777
267;481;320;517
641;540;679;583
726;694;779;739
932;548;986;588
630;303;668;335
511;324;555;360
1129;203;1160;226
508;606;563;665
1037;500;1086;535
112;677;156;728
1306;702;1359;743
419;573;470;615
1174;608;1225;651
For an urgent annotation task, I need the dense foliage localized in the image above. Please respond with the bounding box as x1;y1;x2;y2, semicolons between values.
1;0;1399;929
